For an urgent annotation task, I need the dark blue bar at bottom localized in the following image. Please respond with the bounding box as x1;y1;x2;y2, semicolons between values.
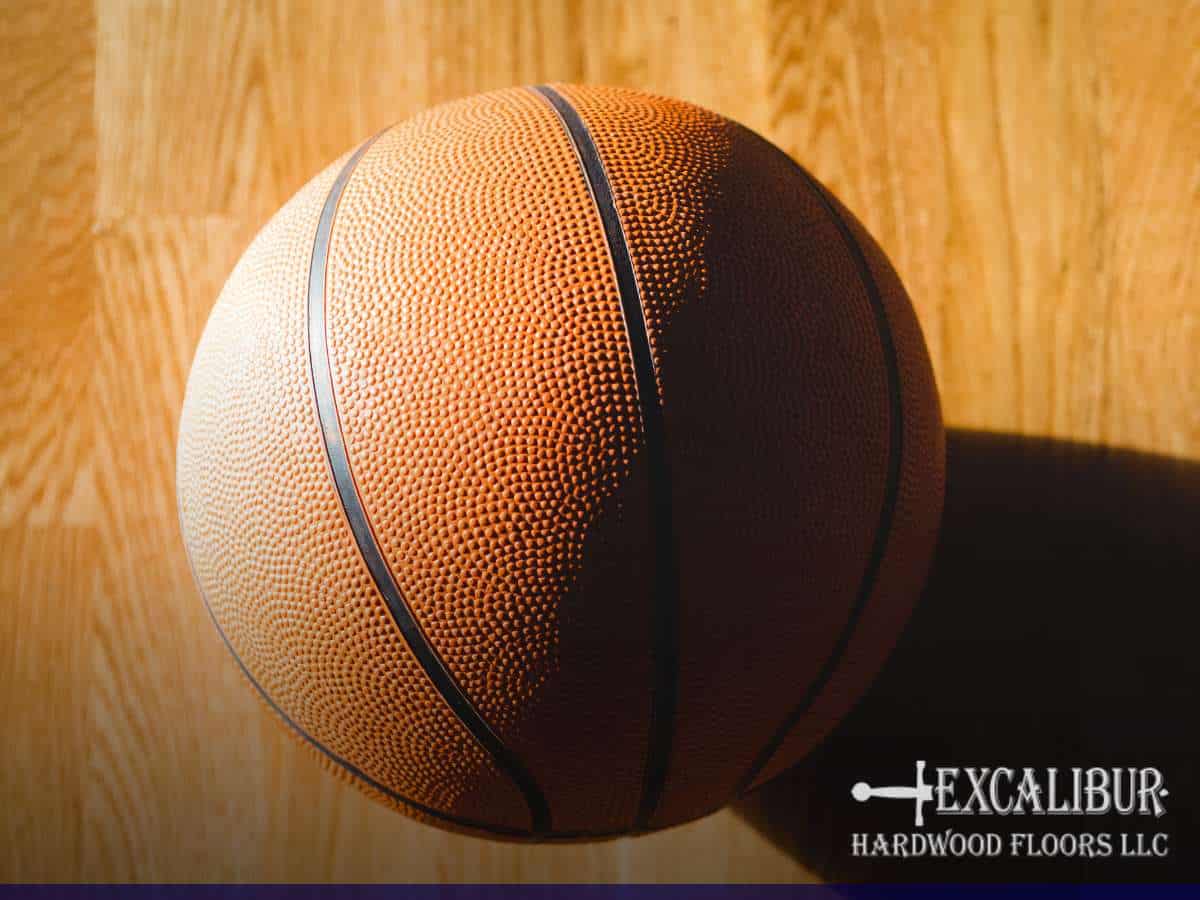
2;886;1197;899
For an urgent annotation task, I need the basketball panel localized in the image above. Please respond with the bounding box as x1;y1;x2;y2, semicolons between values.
747;189;945;789
176;149;529;831
556;85;909;827
323;88;656;834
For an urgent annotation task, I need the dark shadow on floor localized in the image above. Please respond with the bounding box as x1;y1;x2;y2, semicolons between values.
734;428;1200;881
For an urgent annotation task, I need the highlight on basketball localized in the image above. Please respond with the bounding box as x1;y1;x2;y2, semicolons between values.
4;1;1196;894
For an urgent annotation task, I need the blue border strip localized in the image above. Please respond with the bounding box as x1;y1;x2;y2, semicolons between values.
3;886;1195;898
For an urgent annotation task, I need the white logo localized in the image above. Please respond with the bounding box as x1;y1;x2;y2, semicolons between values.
852;759;934;826
848;760;1172;861
851;760;1168;828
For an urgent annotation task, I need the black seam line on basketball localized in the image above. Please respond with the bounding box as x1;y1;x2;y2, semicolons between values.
187;559;678;841
167;505;720;840
530;84;681;831
732;140;905;797
306;134;552;835
194;581;645;841
190;588;530;837
171;498;531;838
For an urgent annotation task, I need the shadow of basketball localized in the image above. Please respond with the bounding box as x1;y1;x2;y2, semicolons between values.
734;428;1200;881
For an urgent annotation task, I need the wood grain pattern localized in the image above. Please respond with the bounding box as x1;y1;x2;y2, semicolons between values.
2;0;1196;882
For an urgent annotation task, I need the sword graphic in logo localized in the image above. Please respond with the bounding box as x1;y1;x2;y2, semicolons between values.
851;759;934;827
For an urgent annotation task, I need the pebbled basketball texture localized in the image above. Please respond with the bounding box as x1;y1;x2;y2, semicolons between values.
176;84;944;840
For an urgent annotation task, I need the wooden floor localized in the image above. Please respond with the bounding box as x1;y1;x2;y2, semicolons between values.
2;0;1197;883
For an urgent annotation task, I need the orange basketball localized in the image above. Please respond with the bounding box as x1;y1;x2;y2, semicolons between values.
176;84;944;840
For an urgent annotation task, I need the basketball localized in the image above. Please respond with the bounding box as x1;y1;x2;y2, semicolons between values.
176;84;944;840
